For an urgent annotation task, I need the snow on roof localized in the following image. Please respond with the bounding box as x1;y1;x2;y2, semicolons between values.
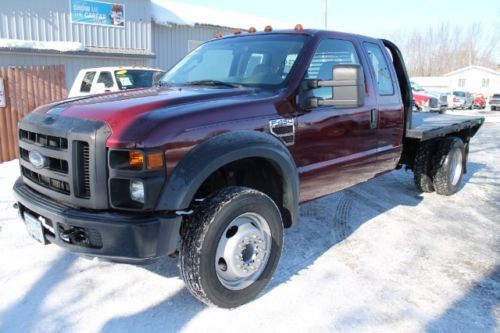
444;65;500;77
0;38;84;52
151;0;294;30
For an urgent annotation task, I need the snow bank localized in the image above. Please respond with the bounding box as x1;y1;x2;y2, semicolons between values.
0;111;498;333
0;39;84;52
151;0;294;29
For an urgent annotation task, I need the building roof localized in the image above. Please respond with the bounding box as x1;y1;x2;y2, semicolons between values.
151;0;294;30
444;65;500;77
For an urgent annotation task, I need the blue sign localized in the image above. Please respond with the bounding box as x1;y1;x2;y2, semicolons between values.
70;0;125;27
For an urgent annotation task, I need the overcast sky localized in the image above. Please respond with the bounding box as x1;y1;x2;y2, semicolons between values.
179;0;499;39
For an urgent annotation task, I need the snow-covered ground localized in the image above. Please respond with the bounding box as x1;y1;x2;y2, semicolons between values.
0;110;498;333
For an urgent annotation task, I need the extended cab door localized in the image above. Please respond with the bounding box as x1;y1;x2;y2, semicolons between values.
292;37;381;202
362;40;404;171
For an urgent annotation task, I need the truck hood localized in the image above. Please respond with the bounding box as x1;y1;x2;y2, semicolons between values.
33;86;275;148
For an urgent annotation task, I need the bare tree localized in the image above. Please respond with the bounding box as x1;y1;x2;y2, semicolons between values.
390;22;498;76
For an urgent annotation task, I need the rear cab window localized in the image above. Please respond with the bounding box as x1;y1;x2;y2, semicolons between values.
80;71;96;93
364;42;394;95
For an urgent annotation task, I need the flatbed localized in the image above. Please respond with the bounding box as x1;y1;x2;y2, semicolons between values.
406;112;485;141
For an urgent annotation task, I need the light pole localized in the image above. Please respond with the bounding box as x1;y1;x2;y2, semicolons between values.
324;0;328;29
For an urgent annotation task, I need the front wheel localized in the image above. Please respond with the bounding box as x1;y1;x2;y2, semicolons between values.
179;186;283;308
432;137;465;195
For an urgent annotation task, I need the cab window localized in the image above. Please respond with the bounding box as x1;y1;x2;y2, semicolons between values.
80;71;96;93
306;39;360;99
97;71;114;88
364;43;394;95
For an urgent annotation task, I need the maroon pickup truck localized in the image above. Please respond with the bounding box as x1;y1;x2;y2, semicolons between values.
13;28;484;308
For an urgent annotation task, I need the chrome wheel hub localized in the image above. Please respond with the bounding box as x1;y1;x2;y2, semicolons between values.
449;148;463;186
215;212;271;290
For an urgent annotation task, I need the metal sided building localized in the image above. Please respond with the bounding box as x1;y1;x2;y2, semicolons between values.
0;0;291;92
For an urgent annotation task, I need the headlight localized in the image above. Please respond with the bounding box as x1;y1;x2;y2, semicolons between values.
130;180;145;204
110;150;164;170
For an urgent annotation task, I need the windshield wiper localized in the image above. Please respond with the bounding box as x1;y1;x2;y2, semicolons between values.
183;80;241;88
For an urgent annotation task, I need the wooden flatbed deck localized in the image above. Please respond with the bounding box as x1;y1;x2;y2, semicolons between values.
406;112;485;140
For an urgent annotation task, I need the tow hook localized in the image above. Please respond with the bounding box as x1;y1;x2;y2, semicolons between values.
59;226;90;246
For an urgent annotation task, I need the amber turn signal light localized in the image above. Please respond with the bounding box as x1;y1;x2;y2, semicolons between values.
294;24;303;32
264;25;272;32
128;151;144;169
248;27;256;33
147;151;164;170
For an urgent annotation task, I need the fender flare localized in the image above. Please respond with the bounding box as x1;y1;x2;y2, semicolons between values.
157;131;300;225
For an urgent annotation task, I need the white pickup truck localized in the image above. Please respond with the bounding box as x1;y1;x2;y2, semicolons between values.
68;67;165;98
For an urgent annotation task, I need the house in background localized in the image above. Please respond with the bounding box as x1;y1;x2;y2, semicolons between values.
444;66;500;97
413;65;500;98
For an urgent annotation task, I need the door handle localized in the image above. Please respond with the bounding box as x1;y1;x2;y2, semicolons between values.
370;108;378;129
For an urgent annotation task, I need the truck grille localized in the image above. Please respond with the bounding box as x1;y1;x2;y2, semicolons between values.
19;147;69;174
21;166;70;194
17;113;109;210
19;129;68;150
75;141;91;198
429;97;438;108
440;95;448;104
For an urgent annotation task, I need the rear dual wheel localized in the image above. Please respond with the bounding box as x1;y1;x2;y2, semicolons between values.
432;137;465;195
414;137;465;195
179;186;283;308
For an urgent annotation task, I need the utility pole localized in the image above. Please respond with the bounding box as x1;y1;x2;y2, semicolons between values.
324;0;328;29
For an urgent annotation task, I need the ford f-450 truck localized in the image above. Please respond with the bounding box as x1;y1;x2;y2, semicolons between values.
13;28;484;308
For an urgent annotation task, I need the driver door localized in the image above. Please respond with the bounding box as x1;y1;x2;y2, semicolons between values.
291;37;380;202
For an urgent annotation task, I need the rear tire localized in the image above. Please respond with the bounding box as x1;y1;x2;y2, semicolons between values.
414;141;435;193
179;186;283;308
432;137;465;196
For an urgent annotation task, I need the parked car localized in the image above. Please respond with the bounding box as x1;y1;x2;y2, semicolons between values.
473;94;486;109
449;91;473;110
410;81;443;112
490;94;500;111
68;67;165;98
14;28;485;308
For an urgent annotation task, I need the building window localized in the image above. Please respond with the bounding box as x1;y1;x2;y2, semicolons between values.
482;78;490;88
458;78;466;87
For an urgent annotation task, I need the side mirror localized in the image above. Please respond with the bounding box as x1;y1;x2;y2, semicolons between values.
302;64;365;109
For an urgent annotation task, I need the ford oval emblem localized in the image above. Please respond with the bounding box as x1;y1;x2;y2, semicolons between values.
28;150;47;169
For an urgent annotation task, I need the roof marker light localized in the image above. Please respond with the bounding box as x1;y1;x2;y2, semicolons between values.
248;27;257;33
234;28;242;34
264;25;273;32
294;24;303;32
215;31;223;38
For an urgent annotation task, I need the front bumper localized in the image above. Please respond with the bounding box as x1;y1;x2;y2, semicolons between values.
13;177;182;264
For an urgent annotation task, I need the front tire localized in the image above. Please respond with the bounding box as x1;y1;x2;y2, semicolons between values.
179;186;283;308
432;137;465;195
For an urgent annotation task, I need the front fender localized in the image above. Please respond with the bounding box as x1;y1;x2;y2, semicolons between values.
157;131;300;225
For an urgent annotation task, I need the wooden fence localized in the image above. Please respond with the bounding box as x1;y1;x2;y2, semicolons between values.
0;65;67;163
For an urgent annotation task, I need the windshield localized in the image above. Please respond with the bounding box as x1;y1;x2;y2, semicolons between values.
115;70;165;90
410;81;424;92
453;91;466;97
160;34;308;89
493;94;500;98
